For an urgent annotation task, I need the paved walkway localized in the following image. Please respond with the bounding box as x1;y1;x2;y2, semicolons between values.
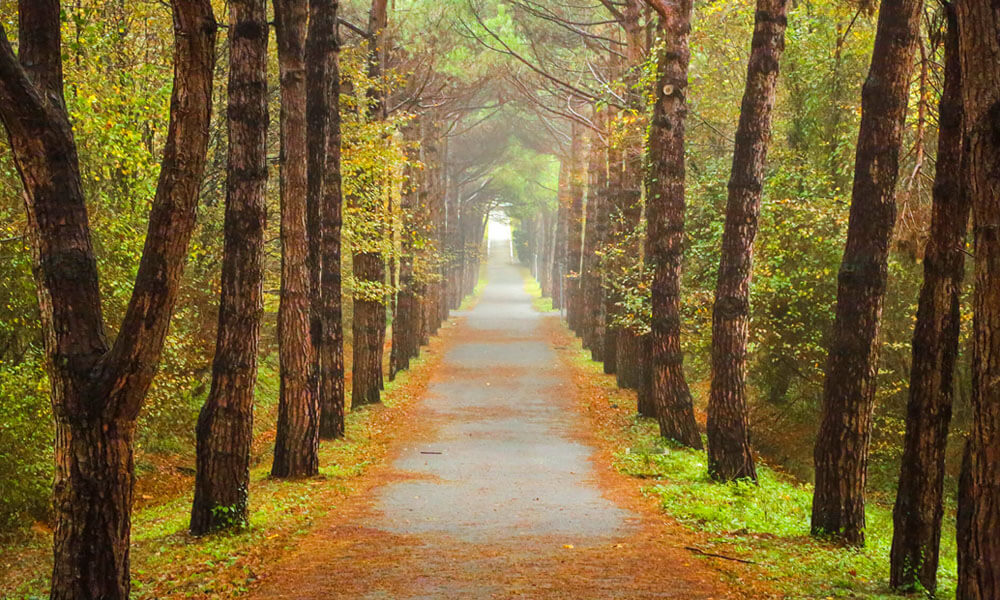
251;241;727;599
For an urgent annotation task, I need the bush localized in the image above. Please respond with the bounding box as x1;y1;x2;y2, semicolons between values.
0;357;53;531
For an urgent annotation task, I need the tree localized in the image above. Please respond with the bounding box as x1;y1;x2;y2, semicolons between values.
351;0;390;408
272;0;319;478
317;0;346;439
0;0;216;595
810;0;922;545
191;0;269;535
305;0;346;440
644;0;702;449
706;0;788;483
889;3;968;590
955;0;1000;595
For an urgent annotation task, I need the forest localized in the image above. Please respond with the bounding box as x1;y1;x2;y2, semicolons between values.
0;0;998;598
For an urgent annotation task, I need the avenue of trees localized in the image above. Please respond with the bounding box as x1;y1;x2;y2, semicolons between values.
0;0;997;598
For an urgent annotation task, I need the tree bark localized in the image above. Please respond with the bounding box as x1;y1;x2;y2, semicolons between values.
0;1;216;596
272;0;319;478
644;8;702;450
391;126;422;379
889;5;968;590
552;166;568;310
317;0;345;439
706;0;787;483
955;0;1000;595
581;122;608;359
566;121;586;333
810;0;921;545
191;0;268;535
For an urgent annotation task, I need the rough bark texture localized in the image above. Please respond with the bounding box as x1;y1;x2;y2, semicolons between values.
191;0;268;535
955;0;1000;596
706;0;787;483
889;6;968;590
603;135;624;375
644;9;702;450
581;124;608;358
810;0;921;545
0;1;216;596
317;0;345;439
272;0;319;478
391;126;422;379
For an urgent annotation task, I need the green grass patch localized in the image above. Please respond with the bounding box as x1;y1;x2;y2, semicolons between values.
521;269;557;312
567;343;957;599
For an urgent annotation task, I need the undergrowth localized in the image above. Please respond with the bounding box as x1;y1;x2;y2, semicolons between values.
0;347;437;600
569;344;958;599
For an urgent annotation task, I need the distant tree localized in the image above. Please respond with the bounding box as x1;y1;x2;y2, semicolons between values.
351;0;390;408
706;0;788;483
955;0;1000;595
0;0;216;595
889;3;968;590
810;0;921;546
191;0;269;535
272;0;320;477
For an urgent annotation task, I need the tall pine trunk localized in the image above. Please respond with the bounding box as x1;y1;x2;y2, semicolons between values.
566;121;586;333
191;0;268;535
581;122;608;358
645;6;702;449
317;0;345;439
706;0;787;483
889;5;968;589
0;1;216;596
955;0;1000;595
810;0;921;545
391;125;422;379
272;0;319;478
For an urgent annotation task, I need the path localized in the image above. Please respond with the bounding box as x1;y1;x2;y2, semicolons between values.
251;240;730;599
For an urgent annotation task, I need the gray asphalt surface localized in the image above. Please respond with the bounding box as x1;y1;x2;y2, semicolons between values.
376;240;634;544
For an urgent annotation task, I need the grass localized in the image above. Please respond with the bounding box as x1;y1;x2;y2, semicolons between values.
0;344;442;600
522;269;557;313
566;342;958;599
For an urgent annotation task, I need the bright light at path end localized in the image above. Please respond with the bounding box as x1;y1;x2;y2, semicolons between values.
486;213;513;261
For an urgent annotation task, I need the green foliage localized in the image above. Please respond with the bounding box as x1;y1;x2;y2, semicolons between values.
0;358;52;531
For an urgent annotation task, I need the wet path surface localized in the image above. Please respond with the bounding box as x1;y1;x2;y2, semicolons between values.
250;242;727;599
376;247;632;544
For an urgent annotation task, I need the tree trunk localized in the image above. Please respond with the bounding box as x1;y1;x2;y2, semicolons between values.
191;0;268;535
317;0;345;439
552;169;568;311
645;8;702;450
811;0;921;545
581;122;608;359
352;251;385;407
391;126;422;379
272;0;319;478
889;6;968;590
603;136;624;375
566;121;586;333
0;1;216;596
955;0;1000;595
706;0;787;483
617;329;643;390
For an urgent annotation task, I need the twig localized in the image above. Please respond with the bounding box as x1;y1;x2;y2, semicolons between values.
684;546;757;564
